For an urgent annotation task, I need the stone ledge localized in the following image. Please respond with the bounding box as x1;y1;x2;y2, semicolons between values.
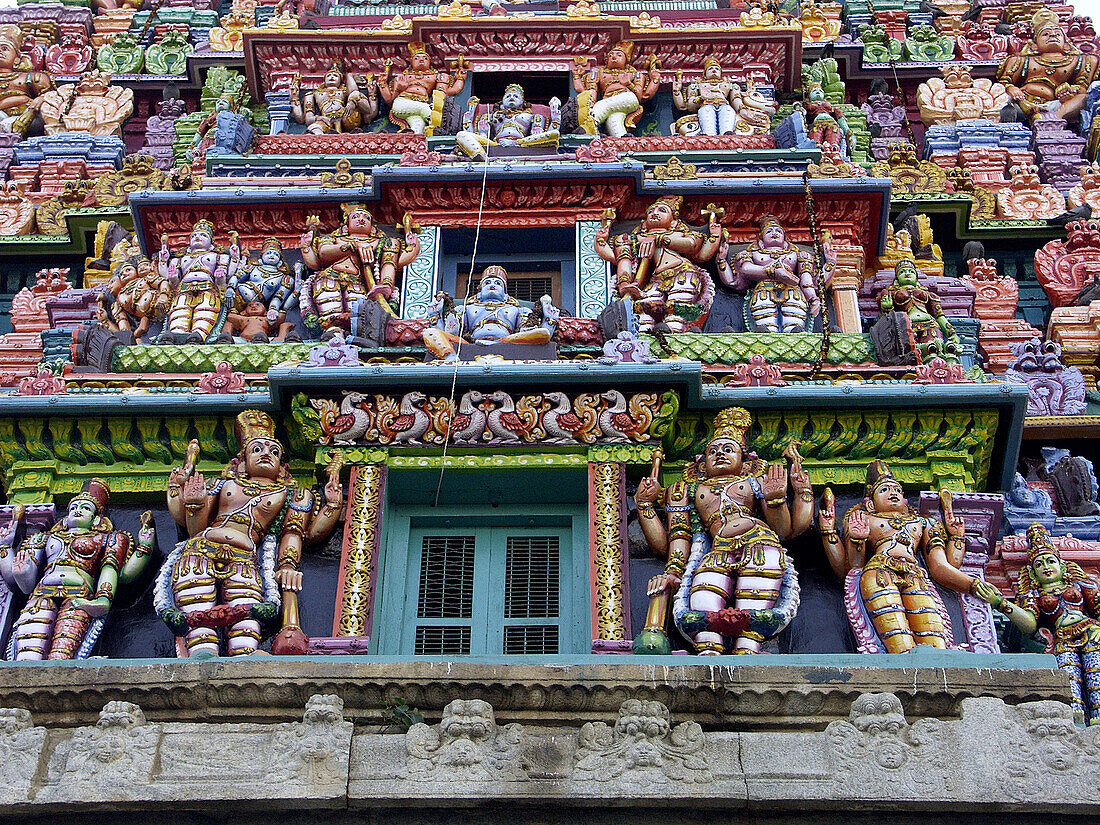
0;653;1069;729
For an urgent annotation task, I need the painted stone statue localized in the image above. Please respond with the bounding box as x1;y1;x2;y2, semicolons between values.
997;9;1099;122
0;480;153;660
638;408;806;654
455;83;560;159
187;93;253;160
422;265;561;361
300;205;421;336
573;40;660;138
595;196;721;333
222;238;299;343
724;216;826;333
100;256;173;343
157;219;242;344
819;461;972;654
0;24;52;135
974;523;1100;725
290;60;379;135
156;412;343;658
378;41;466;135
878;259;962;362
801;80;852;156
672;58;740;136
38;71;134;138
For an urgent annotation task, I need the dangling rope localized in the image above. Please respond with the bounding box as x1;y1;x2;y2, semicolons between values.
433;146;492;507
802;170;832;379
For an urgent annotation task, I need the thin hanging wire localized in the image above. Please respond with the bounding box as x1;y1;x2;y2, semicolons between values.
802;170;832;379
434;145;492;507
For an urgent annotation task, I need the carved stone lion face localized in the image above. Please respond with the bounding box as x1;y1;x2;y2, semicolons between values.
438;699;496;766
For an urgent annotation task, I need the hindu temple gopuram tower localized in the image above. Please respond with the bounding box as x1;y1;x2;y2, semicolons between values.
0;0;1098;818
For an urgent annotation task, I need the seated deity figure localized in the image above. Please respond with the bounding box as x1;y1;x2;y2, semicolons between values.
573;40;660;138
422;265;561;361
378;41;467;135
802;81;852;157
157;220;243;344
0;25;52;135
300;205;421;337
0;480;154;660
455;83;561;159
997;9;1099;122
878;259;962;362
156;411;343;659
637;408;807;654
723;216;825;333
595;196;721;333
974;524;1100;725
819;461;972;654
290;60;379;135
221;238;299;343
187;93;248;160
672;58;740;136
100;255;173;343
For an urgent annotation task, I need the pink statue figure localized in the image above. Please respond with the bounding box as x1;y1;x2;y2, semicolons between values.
0;25;53;136
378;41;466;135
639;408;808;654
573;40;660;138
300;206;420;337
290;60;379;135
0;480;153;660
723;216;827;333
156;219;243;344
595;196;721;333
157;412;343;659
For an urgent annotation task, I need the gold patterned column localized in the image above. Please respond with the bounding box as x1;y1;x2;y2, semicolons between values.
589;461;630;647
333;463;386;638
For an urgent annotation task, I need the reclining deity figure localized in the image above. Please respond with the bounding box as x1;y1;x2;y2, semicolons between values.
595;196;721;333
221;237;299;343
300;205;421;337
672;58;742;136
422;265;561;361
636;408;806;654
157;219;243;344
455;83;561;159
290;60;379;135
0;25;53;135
573;40;660;138
997;9;1098;122
156;412;343;658
819;460;972;654
378;41;467;135
0;479;154;660
722;216;826;333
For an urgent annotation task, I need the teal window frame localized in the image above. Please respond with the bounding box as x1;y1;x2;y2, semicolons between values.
373;505;590;656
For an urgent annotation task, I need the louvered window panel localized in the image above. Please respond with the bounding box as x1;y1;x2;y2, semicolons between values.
415;626;471;656
417;535;475;619
504;625;559;655
505;536;559;619
509;277;555;304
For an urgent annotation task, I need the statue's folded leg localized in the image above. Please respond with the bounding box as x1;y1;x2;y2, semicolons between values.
499;328;552;345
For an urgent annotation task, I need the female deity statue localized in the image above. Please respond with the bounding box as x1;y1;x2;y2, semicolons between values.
0;25;53;135
637;407;807;654
819;461;971;653
156;412;343;658
878;259;962;362
974;523;1100;725
595;196;721;333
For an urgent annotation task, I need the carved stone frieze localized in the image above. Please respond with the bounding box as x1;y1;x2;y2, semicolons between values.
0;707;46;805
406;698;527;781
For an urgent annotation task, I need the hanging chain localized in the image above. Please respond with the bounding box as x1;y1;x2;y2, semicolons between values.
802;170;832;379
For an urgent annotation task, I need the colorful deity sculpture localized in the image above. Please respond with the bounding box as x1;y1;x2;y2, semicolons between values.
724;216;826;333
997;9;1099;122
156;412;343;658
221;238;299;343
974;524;1100;725
38;71;134;138
0;25;52;135
100;256;174;343
157;220;242;344
801;80;852;156
378;41;467;135
187;92;253;160
878;259;962;362
819;461;972;654
290;60;379;135
455;83;561;159
573;40;660;138
595;196;721;333
637;408;806;654
422;265;562;360
300;205;421;336
0;480;154;660
671;58;741;136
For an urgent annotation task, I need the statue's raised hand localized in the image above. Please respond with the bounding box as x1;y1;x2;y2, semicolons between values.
635;476;662;505
819;487;836;533
847;508;870;541
637;233;656;260
182;472;205;506
762;462;788;502
540;295;560;322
